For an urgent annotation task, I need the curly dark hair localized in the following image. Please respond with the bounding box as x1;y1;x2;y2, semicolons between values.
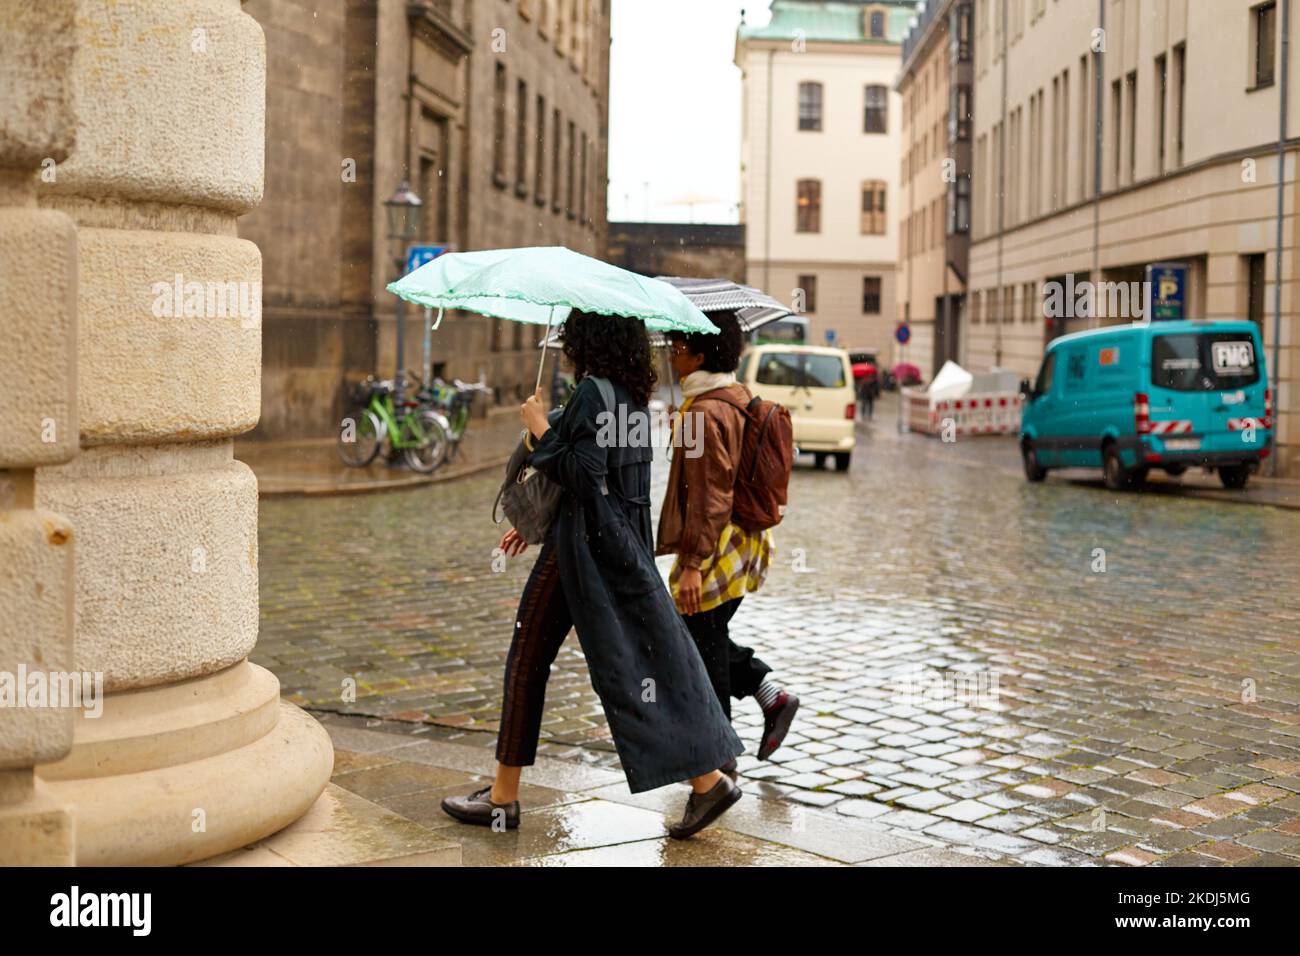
560;309;657;406
669;309;744;373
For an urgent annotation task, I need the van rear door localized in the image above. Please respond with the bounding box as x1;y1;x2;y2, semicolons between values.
1149;329;1266;452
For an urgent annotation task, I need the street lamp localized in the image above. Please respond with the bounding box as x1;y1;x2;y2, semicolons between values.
383;180;423;403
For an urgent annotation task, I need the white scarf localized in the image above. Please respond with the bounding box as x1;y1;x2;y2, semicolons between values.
680;369;736;399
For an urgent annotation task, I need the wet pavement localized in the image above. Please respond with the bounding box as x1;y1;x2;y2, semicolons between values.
256;396;1300;866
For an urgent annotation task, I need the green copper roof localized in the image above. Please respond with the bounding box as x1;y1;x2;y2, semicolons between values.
739;1;919;45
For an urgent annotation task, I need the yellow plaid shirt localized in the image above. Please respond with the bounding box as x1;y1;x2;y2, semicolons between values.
667;394;774;614
670;521;773;614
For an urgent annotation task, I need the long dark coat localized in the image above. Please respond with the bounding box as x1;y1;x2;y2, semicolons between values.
530;376;743;792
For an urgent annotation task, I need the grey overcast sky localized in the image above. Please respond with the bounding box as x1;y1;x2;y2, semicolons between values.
607;0;771;225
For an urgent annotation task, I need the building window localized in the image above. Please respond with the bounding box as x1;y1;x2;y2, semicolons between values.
1254;2;1277;87
797;274;818;313
1173;43;1186;166
1154;54;1167;174
579;132;588;222
951;1;972;62
566;120;576;218
947;175;970;234
860;180;886;235
552;108;562;212
535;95;547;204
796;179;821;233
949;84;971;142
864;84;888;134
798;82;823;131
869;9;886;38
1111;78;1122;186
862;277;882;314
1246;254;1267;328
1125;71;1137;183
515;79;528;195
493;63;508;186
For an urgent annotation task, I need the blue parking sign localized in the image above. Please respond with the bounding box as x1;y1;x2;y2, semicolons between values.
1145;261;1186;321
406;245;449;274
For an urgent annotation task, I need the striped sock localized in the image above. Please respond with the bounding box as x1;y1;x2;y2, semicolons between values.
755;681;783;712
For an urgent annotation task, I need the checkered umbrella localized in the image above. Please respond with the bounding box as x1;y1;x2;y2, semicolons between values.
540;276;794;349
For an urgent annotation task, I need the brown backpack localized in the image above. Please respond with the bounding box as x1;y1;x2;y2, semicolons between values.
697;388;794;532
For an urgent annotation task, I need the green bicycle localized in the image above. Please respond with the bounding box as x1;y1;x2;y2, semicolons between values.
338;377;449;473
419;376;492;462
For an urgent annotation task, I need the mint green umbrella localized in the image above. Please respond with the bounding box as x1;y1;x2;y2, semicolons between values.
387;246;718;391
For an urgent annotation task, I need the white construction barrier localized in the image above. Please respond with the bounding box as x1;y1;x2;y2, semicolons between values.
902;362;1025;437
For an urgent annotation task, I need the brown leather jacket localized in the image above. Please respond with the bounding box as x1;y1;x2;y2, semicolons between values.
655;384;750;568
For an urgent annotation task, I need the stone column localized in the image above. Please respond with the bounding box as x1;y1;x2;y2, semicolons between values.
5;0;333;865
0;0;79;867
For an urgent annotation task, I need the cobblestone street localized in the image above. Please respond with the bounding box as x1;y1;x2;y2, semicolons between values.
256;398;1300;865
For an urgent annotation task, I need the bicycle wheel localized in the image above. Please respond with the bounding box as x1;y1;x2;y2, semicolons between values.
338;407;383;466
402;409;450;474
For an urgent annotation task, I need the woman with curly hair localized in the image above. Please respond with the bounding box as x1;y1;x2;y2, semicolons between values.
442;309;744;839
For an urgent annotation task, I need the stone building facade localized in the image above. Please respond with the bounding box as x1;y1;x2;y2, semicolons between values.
965;0;1298;475
737;1;912;355
896;0;974;381
239;0;610;442
2;0;331;865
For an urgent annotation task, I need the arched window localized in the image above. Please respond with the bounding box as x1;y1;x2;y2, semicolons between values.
796;179;821;233
860;180;887;235
864;84;888;134
798;82;823;131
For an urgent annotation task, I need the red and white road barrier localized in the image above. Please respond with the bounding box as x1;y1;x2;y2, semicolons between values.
903;388;1025;437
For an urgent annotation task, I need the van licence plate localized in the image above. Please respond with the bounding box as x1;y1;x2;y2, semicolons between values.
1164;438;1201;451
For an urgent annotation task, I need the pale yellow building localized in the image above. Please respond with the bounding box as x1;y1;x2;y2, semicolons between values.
737;1;915;355
897;0;975;380
966;0;1298;475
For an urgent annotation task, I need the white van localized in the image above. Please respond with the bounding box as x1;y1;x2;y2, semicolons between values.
738;344;856;471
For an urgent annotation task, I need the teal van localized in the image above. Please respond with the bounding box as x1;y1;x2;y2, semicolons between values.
1019;320;1272;490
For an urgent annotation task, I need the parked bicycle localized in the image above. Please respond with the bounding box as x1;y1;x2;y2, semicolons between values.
415;375;492;462
338;377;449;473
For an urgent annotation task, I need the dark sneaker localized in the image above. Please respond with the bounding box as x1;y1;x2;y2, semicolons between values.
758;691;799;761
668;776;742;840
721;757;738;783
441;786;520;830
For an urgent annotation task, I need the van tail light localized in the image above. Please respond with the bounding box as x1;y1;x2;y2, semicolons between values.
1264;388;1273;430
845;403;856;421
1134;392;1151;435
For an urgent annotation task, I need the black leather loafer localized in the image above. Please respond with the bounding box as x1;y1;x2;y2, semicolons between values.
668;776;742;840
441;786;521;830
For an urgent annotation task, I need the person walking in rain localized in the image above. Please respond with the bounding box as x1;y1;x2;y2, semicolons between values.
657;311;799;779
441;310;745;839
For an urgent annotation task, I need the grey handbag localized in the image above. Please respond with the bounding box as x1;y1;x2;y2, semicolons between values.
493;376;616;545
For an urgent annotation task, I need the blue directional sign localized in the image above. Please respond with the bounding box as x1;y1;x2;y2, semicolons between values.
824;328;837;345
406;245;449;275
